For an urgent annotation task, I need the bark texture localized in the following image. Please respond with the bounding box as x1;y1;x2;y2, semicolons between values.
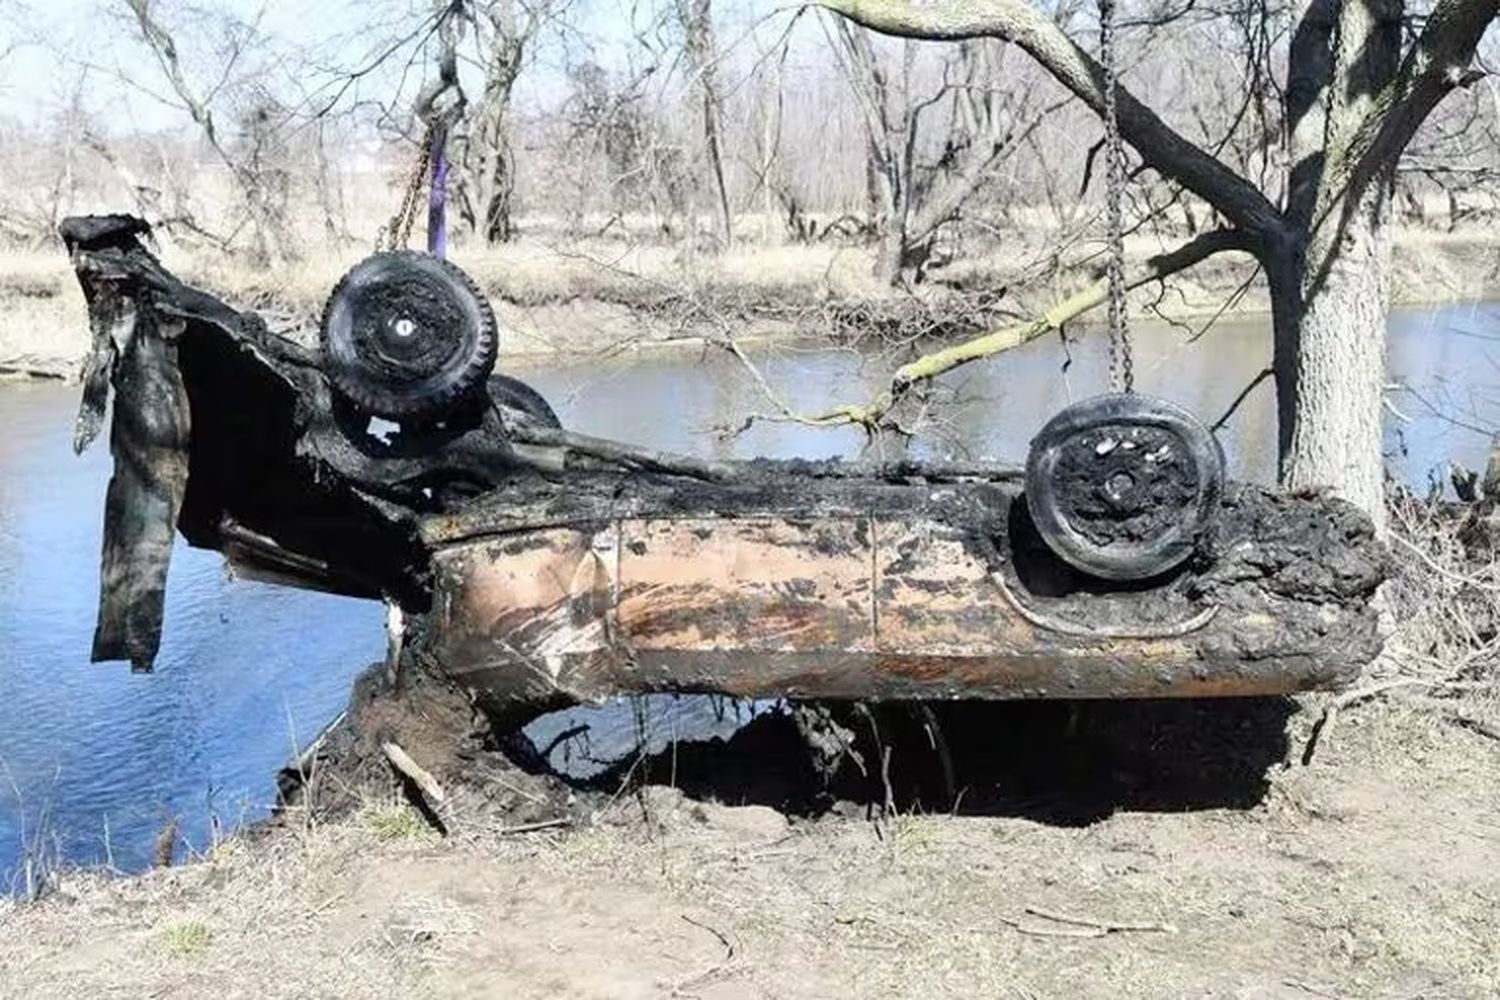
463;59;520;245
458;0;557;245
1288;200;1393;526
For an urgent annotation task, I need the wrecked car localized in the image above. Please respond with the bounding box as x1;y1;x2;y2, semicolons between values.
61;214;1386;724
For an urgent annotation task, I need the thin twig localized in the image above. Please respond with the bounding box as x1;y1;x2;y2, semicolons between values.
1023;904;1179;934
997;914;1109;938
1211;367;1273;432
680;913;736;961
494;817;572;835
671;914;737;997
1446;712;1500;742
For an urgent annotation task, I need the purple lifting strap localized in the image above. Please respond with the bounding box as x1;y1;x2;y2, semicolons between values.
427;126;449;259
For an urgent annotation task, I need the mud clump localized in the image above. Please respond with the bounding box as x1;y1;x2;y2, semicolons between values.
274;662;577;833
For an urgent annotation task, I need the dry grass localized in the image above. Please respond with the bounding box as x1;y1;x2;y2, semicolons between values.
1386;500;1500;678
1;701;1496;999
1338;491;1500;737
362;801;436;843
4;216;1498;381
1295;489;1500;778
0;250;88;379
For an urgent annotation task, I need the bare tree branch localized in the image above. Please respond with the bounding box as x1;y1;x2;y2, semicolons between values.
120;0;295;264
886;226;1253;390
811;0;1283;239
751;226;1253;432
1316;0;1499;227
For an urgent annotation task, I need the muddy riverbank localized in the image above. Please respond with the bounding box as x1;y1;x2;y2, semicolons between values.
2;292;1497;881
2;697;1497;999
3;229;1497;381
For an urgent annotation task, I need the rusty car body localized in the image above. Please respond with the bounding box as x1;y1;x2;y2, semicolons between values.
60;215;1387;722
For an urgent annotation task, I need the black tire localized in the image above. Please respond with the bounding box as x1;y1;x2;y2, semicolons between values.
1024;393;1224;581
321;251;498;421
488;373;561;428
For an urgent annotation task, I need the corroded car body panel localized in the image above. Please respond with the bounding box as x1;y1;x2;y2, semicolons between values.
425;489;1378;707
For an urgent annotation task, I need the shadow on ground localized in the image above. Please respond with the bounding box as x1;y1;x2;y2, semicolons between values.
522;697;1296;827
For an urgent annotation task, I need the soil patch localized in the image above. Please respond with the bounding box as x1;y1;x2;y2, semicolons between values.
2;693;1496;999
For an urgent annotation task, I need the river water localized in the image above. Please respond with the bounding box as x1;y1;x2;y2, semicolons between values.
1;300;1496;880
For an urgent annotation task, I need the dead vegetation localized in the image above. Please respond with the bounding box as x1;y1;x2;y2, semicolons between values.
1;669;1497;998
2;217;1497;385
1301;452;1500;766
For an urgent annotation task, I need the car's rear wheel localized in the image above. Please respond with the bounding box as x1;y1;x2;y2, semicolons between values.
1024;393;1224;580
488;373;560;428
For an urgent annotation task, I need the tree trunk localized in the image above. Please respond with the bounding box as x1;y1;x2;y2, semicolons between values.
701;89;733;246
874;223;905;280
482;141;516;244
1285;192;1392;530
464;93;517;245
313;120;349;244
864;141;884;227
1281;0;1401;531
238;172;297;268
462;33;522;246
874;224;932;283
1264;243;1303;468
679;0;732;246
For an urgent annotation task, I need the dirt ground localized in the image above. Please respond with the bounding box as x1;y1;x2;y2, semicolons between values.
1;694;1496;1000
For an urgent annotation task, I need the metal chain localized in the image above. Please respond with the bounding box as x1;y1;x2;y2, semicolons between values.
379;124;436;252
1099;0;1134;394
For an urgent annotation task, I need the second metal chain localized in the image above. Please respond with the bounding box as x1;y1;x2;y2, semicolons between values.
380;123;437;252
1099;0;1134;394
